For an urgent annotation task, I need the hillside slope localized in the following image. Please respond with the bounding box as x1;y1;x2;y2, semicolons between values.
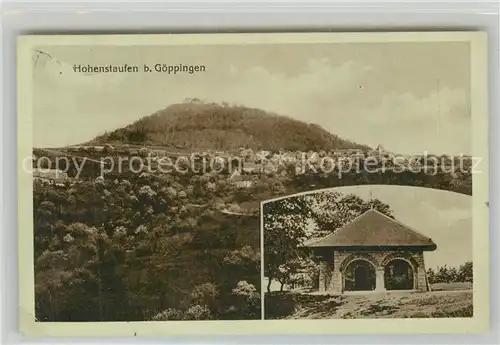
265;288;473;319
90;101;370;152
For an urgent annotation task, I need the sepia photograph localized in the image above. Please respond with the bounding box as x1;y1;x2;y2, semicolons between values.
263;185;473;319
17;32;488;336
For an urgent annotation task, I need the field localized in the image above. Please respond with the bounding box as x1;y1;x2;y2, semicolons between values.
264;283;473;319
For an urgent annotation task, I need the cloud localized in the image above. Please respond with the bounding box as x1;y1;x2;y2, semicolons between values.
355;88;470;155
197;60;469;155
196;59;371;118
304;86;470;155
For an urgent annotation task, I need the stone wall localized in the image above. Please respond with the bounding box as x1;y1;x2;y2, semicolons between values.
317;249;428;294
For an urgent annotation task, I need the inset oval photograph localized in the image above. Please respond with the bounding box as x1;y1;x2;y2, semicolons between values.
263;185;472;319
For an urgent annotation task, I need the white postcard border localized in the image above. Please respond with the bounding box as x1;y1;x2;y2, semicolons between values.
17;31;489;336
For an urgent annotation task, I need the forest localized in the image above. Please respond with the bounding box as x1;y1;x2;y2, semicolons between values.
34;172;261;321
90;101;369;152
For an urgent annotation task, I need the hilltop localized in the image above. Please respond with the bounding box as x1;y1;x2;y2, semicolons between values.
89;100;370;152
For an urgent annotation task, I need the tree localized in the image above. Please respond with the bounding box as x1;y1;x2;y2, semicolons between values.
426;268;436;284
190;283;219;313
458;261;473;282
231;281;260;318
435;265;451;283
308;192;392;238
263;196;311;292
263;191;393;292
274;260;303;291
448;267;459;282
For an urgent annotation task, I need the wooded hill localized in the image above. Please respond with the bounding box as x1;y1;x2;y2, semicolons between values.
90;100;370;152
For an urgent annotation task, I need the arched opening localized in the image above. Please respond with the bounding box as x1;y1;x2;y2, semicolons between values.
343;259;376;292
384;259;414;290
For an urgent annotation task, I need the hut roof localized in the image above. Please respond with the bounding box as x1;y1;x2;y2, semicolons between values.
306;209;436;250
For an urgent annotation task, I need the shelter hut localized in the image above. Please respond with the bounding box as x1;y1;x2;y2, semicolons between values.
306;209;436;294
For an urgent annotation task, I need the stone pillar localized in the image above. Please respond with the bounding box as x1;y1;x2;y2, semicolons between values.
331;251;345;294
414;252;427;291
318;260;328;292
375;268;386;292
328;270;342;294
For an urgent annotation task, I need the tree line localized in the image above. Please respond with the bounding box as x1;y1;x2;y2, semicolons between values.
427;262;473;285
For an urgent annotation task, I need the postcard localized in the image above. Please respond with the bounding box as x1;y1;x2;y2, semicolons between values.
17;32;489;336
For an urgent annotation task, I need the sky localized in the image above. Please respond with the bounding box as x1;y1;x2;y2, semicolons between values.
33;41;471;155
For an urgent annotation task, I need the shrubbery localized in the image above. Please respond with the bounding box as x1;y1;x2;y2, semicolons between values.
152;304;212;321
264;292;296;319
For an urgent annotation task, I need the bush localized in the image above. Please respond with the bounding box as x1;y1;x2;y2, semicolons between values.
229;281;261;319
151;308;184;321
385;276;411;290
184;305;211;320
151;305;211;321
190;283;218;312
431;305;473;318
